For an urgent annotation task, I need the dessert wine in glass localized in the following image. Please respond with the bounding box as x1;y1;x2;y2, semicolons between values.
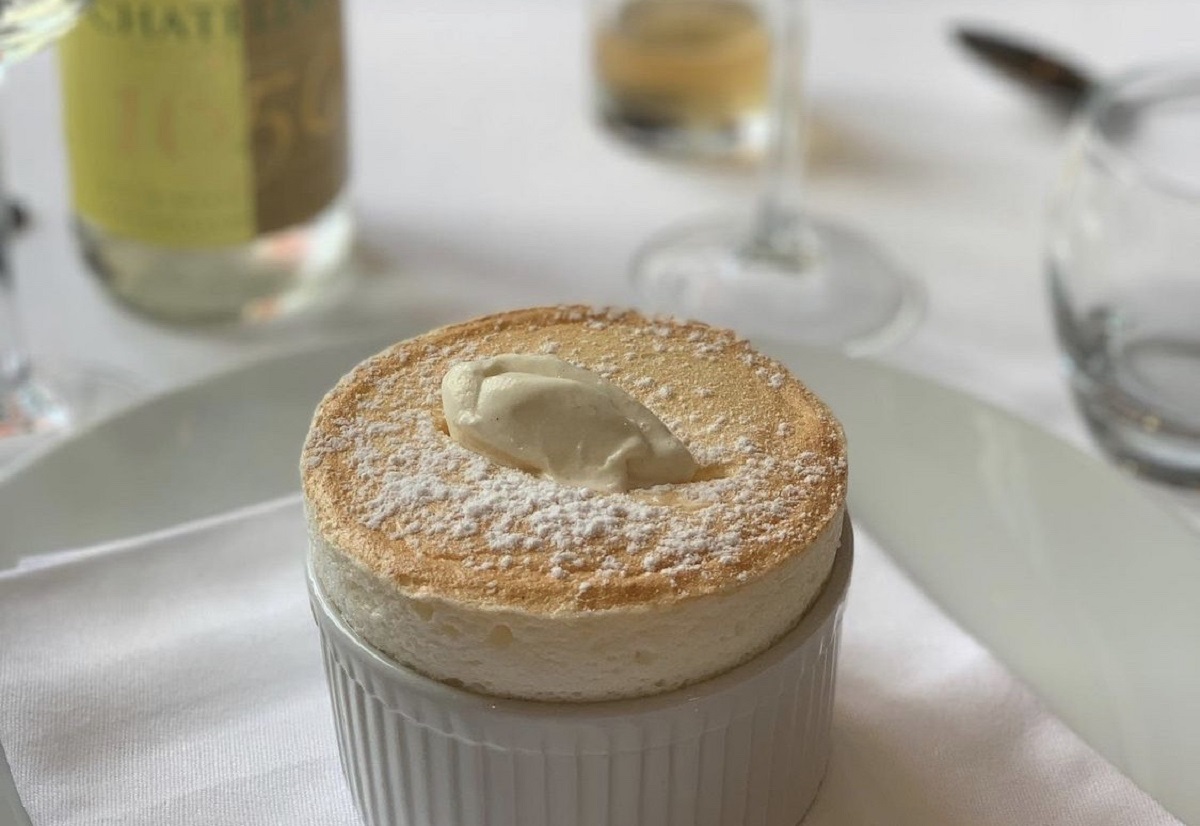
630;0;923;354
0;0;135;464
593;0;772;160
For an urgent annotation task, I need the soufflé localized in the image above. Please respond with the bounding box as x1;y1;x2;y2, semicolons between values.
302;305;846;702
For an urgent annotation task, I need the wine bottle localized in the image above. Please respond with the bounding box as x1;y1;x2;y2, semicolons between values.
58;0;353;323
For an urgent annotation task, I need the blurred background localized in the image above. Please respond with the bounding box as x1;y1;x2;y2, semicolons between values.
2;0;1199;468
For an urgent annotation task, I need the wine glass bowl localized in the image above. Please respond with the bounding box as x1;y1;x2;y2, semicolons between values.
592;0;772;161
0;0;90;62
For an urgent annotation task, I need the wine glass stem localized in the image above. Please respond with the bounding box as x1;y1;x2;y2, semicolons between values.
0;240;30;392
747;0;812;261
0;73;31;398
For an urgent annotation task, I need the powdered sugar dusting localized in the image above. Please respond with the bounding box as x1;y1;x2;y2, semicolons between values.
328;407;827;580
303;307;846;604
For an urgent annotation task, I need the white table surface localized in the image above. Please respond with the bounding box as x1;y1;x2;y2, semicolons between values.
7;0;1200;510
5;3;1200;822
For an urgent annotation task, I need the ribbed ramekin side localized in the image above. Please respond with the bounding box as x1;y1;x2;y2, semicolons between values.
315;603;843;826
310;531;852;826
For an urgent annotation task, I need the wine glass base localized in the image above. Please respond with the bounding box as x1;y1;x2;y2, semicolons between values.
0;362;140;470
631;215;925;355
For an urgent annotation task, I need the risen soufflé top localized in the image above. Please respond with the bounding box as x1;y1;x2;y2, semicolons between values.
301;306;847;614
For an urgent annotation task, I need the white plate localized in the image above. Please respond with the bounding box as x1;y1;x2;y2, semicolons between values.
0;331;402;561
2;338;1198;824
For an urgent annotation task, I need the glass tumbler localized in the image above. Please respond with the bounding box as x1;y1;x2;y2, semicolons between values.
1048;64;1200;485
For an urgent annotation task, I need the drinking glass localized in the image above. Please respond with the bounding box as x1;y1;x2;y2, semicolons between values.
1048;63;1200;485
0;0;134;464
619;0;923;353
591;0;771;160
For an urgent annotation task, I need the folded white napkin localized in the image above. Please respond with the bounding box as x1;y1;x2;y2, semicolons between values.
0;499;1178;826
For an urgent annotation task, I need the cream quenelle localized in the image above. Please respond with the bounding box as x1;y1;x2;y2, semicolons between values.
441;353;698;493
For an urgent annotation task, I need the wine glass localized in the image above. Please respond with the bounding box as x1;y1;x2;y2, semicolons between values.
625;0;924;354
0;0;135;465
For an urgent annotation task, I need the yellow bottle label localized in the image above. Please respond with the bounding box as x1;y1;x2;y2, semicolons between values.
58;0;347;248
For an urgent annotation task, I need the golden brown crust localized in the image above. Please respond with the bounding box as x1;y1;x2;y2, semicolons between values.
301;306;846;615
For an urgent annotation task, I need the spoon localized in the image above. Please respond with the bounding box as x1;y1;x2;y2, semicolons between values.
955;26;1097;115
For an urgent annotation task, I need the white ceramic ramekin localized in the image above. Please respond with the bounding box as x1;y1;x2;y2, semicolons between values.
307;520;852;826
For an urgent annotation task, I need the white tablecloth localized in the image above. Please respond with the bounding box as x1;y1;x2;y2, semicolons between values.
4;0;1200;822
0;499;1179;825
